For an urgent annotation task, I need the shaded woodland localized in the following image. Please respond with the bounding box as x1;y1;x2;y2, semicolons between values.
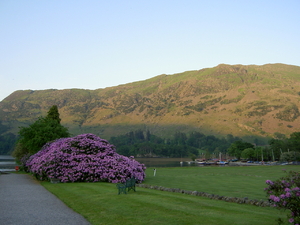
109;130;241;158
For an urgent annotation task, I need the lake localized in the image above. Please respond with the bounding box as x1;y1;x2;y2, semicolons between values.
0;155;225;171
135;157;199;167
0;155;17;172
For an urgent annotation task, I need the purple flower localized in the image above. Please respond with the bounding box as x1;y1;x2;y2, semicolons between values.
266;180;274;185
285;192;292;198
264;170;300;225
274;196;280;202
269;195;280;202
280;194;286;199
26;133;146;183
283;201;287;206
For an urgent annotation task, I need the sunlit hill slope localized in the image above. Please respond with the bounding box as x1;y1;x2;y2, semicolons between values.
1;63;300;142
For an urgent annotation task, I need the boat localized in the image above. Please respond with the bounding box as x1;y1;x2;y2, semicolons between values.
217;161;228;165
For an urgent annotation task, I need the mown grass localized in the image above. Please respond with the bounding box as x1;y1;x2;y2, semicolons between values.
143;165;299;200
43;181;285;225
40;165;300;225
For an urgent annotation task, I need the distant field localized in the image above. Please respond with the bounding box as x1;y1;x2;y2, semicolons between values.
41;165;299;225
142;165;299;200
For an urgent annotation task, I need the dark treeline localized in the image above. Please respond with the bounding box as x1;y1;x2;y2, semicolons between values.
268;132;300;161
0;121;17;155
109;130;242;158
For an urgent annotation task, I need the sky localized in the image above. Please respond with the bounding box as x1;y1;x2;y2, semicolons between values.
1;0;299;101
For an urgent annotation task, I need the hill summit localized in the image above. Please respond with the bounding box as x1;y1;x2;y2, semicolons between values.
1;63;300;141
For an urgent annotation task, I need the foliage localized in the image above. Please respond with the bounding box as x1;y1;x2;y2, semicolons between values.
220;94;244;104
269;139;288;160
241;148;255;160
0;121;17;155
189;153;196;161
19;118;70;153
288;132;300;152
274;132;287;140
245;104;284;117
280;151;300;162
46;105;61;123
0;121;9;133
13;117;70;161
186;97;223;112
227;141;254;159
109;130;236;158
12;106;70;163
12;142;28;163
276;104;300;122
265;170;300;225
0;132;17;155
26;133;146;183
269;132;300;161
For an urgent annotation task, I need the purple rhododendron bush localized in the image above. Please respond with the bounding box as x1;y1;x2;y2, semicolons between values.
26;133;146;183
265;170;300;225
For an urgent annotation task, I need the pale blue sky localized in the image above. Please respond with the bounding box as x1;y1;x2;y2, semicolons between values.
1;0;299;101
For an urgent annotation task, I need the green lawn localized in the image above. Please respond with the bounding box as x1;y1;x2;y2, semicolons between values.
41;165;299;225
143;165;298;200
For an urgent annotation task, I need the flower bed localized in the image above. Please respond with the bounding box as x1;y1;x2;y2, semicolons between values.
26;133;146;183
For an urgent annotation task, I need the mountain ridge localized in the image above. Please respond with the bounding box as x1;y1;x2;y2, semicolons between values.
1;63;300;142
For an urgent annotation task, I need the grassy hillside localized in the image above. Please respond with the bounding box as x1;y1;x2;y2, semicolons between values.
1;63;300;141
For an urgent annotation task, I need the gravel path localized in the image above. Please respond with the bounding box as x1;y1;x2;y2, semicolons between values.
0;173;91;225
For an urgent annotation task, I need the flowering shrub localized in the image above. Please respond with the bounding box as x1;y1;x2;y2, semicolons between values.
20;153;31;172
26;133;146;183
265;170;300;225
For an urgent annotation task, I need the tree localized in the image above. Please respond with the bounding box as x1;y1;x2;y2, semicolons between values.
189;153;196;161
12;106;70;163
269;132;300;160
287;132;300;152
17;117;70;154
280;151;300;162
273;132;286;140
269;138;287;160
227;141;254;159
46;105;61;123
254;146;265;161
241;148;255;160
173;131;187;145
134;129;145;140
0;132;17;155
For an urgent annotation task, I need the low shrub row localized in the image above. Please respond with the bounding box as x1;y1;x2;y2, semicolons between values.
136;184;271;207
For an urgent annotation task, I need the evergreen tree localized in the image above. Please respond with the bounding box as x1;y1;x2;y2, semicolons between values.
12;106;70;163
46;105;61;123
